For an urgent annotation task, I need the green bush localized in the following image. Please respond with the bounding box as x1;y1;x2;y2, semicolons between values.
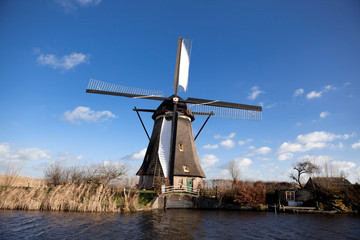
138;191;156;206
112;197;124;207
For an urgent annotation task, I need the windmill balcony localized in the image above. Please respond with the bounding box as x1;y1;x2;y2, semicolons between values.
162;185;200;196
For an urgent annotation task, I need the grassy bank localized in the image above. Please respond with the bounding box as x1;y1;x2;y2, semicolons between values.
0;175;46;188
0;183;155;213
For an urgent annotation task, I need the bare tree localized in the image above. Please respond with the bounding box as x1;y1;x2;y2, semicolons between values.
85;161;127;186
45;161;128;186
228;159;240;185
2;162;23;187
45;162;68;186
69;166;85;184
317;158;349;178
290;160;319;188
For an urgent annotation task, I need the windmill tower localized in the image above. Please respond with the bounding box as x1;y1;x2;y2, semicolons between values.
86;37;262;191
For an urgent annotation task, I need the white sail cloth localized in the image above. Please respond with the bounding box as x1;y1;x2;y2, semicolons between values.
158;117;172;178
178;40;190;92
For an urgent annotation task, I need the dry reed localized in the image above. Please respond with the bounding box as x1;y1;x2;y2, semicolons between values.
0;175;47;188
0;182;140;213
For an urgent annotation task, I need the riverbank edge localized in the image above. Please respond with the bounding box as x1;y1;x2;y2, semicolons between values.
1;186;357;215
151;194;358;214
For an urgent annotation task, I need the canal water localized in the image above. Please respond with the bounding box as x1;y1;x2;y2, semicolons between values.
0;210;359;239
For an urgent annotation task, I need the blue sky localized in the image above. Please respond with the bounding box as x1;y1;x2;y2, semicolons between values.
1;0;360;183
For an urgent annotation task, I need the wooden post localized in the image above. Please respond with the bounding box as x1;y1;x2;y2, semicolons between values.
169;98;178;186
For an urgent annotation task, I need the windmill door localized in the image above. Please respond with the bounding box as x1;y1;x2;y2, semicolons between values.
186;178;193;192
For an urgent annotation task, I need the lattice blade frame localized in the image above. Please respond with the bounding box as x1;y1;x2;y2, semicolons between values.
188;104;262;120
86;79;165;100
186;97;262;111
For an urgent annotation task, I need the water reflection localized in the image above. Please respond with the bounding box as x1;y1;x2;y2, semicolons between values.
1;210;360;240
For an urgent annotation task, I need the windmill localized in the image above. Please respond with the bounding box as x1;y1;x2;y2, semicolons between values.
86;37;262;191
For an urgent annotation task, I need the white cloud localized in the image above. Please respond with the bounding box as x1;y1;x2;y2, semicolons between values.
220;139;235;149
301;155;356;178
0;143;11;156
306;85;336;100
37;52;89;70
343;133;356;140
331;161;356;172
296;131;340;144
202;144;219;150
352;141;360;149
320;111;330;118
57;0;101;12
17;148;51;161
200;154;220;170
348;167;360;184
278;153;294;161
261;162;276;168
220;157;254;179
0;143;50;163
247;86;264;100
214;133;236;139
0;143;51;171
278;141;324;154
329;142;344;150
306;91;322;99
76;0;101;5
298;155;330;166
244;146;272;156
254;146;272;155
238;139;252;146
262;102;277;109
324;85;336;91
122;148;147;160
63;106;116;124
277;131;351;154
219;169;230;178
53;151;85;165
231;157;253;172
131;149;147;160
294;88;304;97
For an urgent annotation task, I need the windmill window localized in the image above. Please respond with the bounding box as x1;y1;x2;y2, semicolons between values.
179;144;184;151
183;165;189;173
286;191;295;201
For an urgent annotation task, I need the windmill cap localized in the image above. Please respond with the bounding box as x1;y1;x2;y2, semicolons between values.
152;95;195;121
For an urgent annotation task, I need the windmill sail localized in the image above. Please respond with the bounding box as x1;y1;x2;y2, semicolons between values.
189;104;262;120
185;97;261;111
174;37;192;94
186;97;262;120
86;78;165;101
158;118;172;178
178;39;191;92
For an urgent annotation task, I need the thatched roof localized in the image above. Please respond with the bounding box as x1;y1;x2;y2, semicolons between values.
304;177;351;191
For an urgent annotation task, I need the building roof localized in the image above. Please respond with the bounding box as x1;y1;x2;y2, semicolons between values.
304;177;351;190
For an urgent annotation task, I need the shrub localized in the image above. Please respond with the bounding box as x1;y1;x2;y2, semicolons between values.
45;162;68;186
138;191;156;206
234;181;266;207
45;161;127;187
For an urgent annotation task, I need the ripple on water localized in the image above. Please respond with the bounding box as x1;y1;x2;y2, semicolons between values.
1;210;360;240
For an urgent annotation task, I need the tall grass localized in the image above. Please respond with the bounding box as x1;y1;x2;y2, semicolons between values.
0;182;142;213
0;175;46;188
